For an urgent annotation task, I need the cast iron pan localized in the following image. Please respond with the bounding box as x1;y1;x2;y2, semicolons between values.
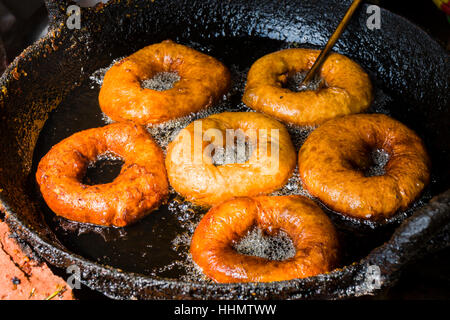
0;0;449;299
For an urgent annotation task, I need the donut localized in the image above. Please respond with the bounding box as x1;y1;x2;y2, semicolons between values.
165;112;297;206
99;40;231;125
242;48;373;126
36;123;169;227
298;114;431;220
190;195;339;283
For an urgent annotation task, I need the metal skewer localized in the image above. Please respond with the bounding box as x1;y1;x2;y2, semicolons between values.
300;0;363;87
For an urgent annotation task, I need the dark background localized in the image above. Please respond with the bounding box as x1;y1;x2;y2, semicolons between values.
0;0;448;300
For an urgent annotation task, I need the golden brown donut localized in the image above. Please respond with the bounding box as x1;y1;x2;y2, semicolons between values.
190;195;339;283
165;112;297;207
99;40;231;125
36;122;169;227
299;114;431;220
242;48;373;126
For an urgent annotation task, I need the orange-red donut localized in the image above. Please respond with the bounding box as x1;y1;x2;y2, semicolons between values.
99;40;231;125
299;114;431;220
36;123;169;227
190;195;339;283
165;112;297;206
242;48;373;126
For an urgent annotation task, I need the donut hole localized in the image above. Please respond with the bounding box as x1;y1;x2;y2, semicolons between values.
348;148;390;177
141;72;180;91
232;226;296;261
363;148;390;177
210;135;255;166
282;71;325;92
82;152;124;185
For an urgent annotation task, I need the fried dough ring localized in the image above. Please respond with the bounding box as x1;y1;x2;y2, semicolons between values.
36;123;169;227
299;114;431;220
99;40;231;125
165;112;296;206
242;48;373;126
190;195;339;283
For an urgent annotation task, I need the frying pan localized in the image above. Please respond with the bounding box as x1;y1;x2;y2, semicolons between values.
0;0;449;299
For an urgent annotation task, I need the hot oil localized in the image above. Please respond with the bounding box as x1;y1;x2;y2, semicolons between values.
284;71;324;92
31;37;432;281
141;72;181;91
82;152;124;186
234;227;296;261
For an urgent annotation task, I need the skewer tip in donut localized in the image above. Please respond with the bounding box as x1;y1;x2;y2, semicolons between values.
242;48;373;126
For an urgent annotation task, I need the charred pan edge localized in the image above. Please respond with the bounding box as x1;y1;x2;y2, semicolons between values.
0;0;449;299
3;190;450;299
